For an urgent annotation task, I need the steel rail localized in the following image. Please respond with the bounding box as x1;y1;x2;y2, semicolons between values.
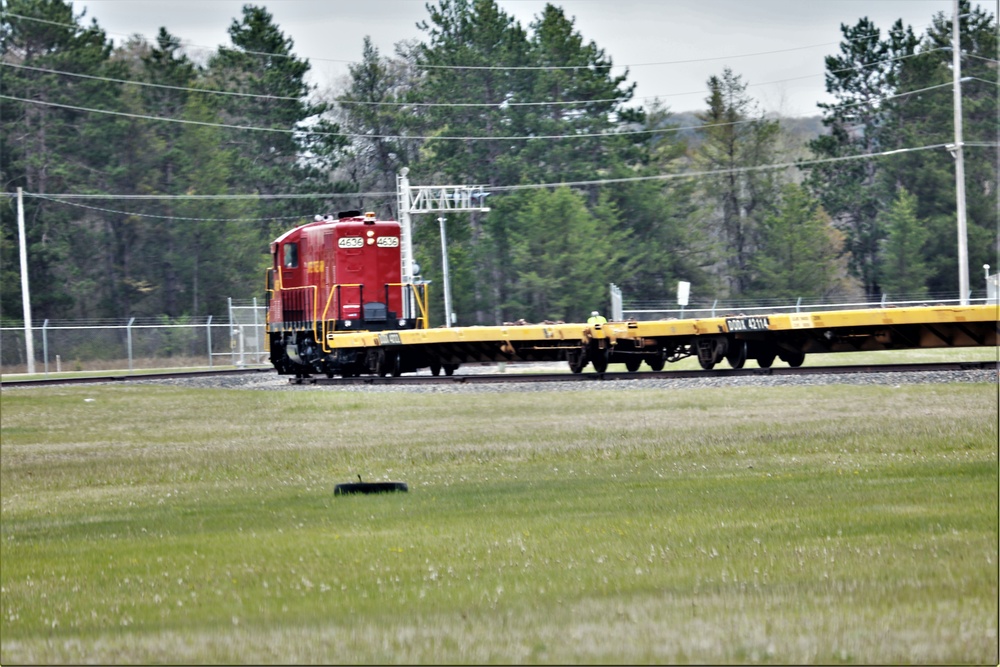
0;367;273;388
292;361;997;386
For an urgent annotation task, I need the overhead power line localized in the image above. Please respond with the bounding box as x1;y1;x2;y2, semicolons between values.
1;48;950;110
26;195;316;222
1;78;960;143
0;62;627;108
7;142;982;212
488;143;960;192
0;92;762;140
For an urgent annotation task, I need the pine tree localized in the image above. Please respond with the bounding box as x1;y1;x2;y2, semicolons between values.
506;187;628;322
803;18;915;300
335;37;422;219
884;0;997;296
520;4;638;186
695;68;780;297
751;184;845;300
206;5;341;237
0;0;116;318
877;188;931;298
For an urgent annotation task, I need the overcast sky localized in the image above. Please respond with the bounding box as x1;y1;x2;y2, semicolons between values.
72;0;995;117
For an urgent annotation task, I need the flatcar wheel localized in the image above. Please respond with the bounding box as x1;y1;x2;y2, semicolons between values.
430;361;441;376
697;355;716;370
591;348;609;374
568;350;586;374
646;355;665;372
443;363;457;376
389;352;402;377
726;340;747;369
624;357;642;373
782;351;805;368
756;350;776;368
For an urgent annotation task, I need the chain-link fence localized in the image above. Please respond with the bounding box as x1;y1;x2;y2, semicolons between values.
1;299;268;376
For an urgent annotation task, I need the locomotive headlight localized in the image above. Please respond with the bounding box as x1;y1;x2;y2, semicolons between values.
399;319;406;327
366;231;375;237
343;320;352;328
367;238;374;245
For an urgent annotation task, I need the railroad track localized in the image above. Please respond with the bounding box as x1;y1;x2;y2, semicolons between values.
1;361;993;389
0;367;273;388
294;360;997;386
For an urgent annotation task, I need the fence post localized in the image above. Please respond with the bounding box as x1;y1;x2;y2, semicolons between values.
252;297;260;363
711;300;718;317
127;317;135;373
228;297;236;366
880;293;887;308
238;325;246;366
206;315;213;368
42;319;49;375
795;297;802;313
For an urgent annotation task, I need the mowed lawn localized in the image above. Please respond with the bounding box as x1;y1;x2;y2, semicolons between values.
1;381;996;664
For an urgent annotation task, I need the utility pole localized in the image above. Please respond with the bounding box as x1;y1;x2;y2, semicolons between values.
951;0;970;305
17;188;36;374
396;168;416;314
438;217;453;326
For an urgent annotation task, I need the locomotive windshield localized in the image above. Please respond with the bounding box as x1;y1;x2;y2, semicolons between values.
283;242;298;268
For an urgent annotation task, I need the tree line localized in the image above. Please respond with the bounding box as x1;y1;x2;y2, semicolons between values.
1;0;996;326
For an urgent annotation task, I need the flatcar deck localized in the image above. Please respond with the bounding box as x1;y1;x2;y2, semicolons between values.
598;304;998;349
311;304;997;374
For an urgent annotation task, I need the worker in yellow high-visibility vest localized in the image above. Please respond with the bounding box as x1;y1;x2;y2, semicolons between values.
587;310;607;326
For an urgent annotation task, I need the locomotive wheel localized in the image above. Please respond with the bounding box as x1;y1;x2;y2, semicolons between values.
698;356;716;370
375;350;389;377
726;340;747;369
389;352;402;377
624;357;642;373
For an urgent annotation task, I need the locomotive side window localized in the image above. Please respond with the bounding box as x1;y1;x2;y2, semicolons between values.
283;242;299;268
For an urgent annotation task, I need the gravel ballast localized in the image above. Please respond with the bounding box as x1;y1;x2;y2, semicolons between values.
136;365;998;393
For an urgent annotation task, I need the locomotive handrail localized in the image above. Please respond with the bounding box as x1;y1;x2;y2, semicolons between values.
387;282;430;330
275;284;319;340
319;283;364;353
320;283;363;322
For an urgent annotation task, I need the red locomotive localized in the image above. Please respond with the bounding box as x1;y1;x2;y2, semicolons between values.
266;211;428;377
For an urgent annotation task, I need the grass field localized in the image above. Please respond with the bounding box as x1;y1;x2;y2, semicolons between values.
1;379;997;664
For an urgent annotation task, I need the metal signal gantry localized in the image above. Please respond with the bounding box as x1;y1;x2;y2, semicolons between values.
396;169;490;321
